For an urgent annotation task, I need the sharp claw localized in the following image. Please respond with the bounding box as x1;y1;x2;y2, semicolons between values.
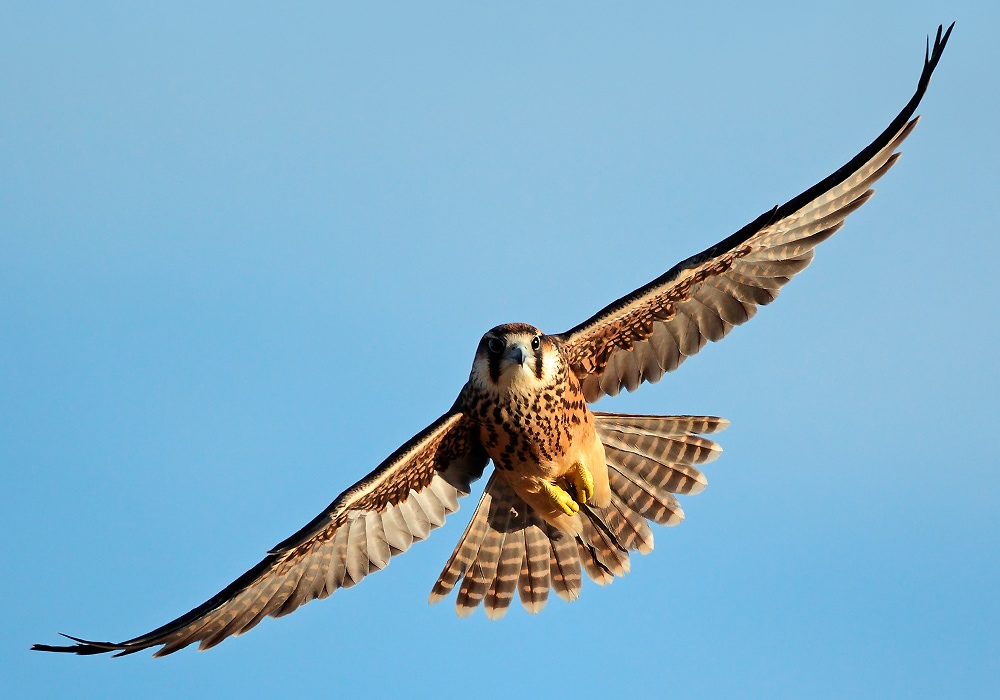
541;480;581;516
568;462;595;504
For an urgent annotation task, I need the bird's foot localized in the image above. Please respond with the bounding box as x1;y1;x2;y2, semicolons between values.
540;480;580;516
566;461;595;504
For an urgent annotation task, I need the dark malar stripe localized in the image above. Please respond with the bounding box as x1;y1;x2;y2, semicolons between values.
488;353;501;383
533;342;543;380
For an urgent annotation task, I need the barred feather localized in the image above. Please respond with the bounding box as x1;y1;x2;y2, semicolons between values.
430;412;727;614
561;26;952;402
484;505;526;620
428;478;497;604
454;483;514;617
35;28;952;657
519;515;551;613
547;523;582;602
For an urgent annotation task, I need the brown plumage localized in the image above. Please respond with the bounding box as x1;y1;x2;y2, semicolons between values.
33;24;952;657
430;413;726;617
519;515;552;613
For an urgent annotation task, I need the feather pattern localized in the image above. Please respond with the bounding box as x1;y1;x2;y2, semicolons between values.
430;412;727;614
547;522;582;603
519;514;552;613
428;476;497;605
485;505;526;620
454;483;514;617
35;411;488;657
558;25;953;401
33;25;953;658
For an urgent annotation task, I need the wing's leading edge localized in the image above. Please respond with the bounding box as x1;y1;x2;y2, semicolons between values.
33;410;487;657
559;24;953;402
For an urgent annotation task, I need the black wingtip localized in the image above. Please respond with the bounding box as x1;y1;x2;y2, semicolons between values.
31;643;110;656
557;25;955;345
760;21;954;231
31;633;124;656
921;22;955;91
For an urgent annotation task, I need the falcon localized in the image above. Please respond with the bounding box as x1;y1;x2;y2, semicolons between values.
34;24;953;657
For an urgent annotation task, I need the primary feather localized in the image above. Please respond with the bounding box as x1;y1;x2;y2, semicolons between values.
34;24;952;657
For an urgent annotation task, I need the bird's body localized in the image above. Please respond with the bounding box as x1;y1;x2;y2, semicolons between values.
33;24;954;657
460;323;610;537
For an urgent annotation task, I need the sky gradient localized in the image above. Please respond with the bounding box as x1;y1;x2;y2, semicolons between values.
3;2;998;698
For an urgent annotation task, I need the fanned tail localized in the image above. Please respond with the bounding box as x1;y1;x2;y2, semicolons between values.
429;413;727;617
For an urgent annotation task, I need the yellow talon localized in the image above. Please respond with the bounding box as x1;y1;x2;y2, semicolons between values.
567;462;595;504
541;480;580;516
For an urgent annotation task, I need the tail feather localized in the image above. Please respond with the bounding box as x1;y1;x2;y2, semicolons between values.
429;413;727;616
428;478;495;604
484;506;525;620
577;505;629;581
608;464;684;527
546;523;582;602
601;492;654;555
596;413;726;495
518;514;551;613
576;534;617;585
454;483;513;617
594;413;729;437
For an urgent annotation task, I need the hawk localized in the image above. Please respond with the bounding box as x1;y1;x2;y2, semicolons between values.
34;24;953;657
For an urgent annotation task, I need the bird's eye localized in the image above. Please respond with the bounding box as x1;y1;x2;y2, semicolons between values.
487;338;505;355
531;336;541;351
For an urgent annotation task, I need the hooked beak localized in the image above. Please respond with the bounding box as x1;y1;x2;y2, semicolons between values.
504;342;529;367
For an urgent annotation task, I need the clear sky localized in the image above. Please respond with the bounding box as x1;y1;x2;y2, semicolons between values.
3;2;998;698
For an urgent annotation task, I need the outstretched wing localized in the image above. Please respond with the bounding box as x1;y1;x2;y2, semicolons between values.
33;410;488;657
559;24;953;402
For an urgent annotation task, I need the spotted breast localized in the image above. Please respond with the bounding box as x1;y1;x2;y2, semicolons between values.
461;323;610;536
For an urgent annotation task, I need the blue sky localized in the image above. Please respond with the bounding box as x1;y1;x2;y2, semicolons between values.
3;2;998;698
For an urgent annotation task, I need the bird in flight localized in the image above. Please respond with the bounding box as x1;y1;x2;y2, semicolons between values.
34;24;953;658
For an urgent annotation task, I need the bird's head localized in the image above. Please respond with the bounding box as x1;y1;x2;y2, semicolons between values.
470;323;562;395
